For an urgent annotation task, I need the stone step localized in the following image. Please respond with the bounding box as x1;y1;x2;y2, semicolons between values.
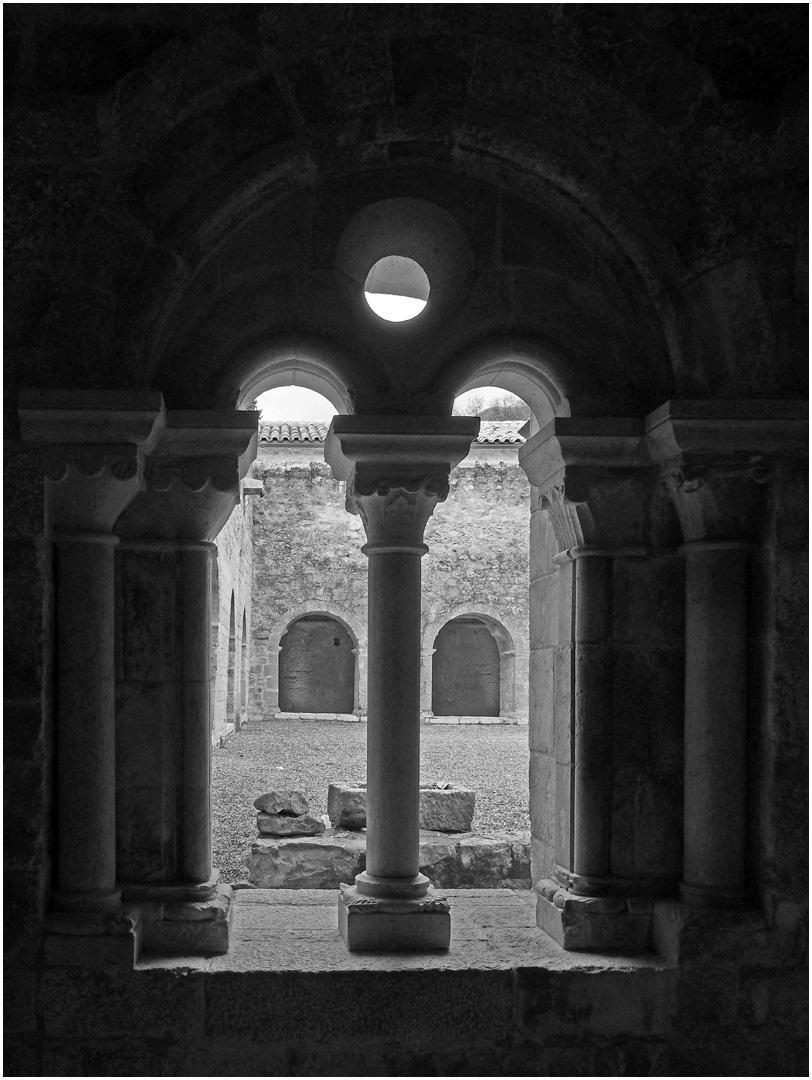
246;829;530;890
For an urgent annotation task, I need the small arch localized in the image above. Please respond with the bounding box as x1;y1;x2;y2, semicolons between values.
279;615;356;715
432;617;502;717
263;602;366;717
226;592;237;729
423;607;526;721
231;336;354;414
438;335;571;436
240;608;249;716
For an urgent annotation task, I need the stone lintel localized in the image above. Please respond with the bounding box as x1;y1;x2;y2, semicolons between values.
18;389;166;450
519;417;644;491
324;415;480;481
338;882;450;952
536;879;653;953
644;399;808;462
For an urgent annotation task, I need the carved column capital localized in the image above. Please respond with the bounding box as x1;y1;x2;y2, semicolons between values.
347;472;450;553
18;390;165;532
325;415;480;552
115;411;258;541
645;400;807;543
519;417;653;553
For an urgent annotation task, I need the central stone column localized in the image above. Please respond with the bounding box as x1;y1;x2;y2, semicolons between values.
326;415;478;951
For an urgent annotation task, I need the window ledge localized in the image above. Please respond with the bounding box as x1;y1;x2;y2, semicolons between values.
136;888;669;974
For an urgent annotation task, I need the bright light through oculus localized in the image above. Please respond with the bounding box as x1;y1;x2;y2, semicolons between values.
364;255;430;323
364;293;427;321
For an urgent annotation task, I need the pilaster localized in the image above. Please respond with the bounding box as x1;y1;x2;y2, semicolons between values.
18;390;165;964
646;400;807;911
520;417;675;950
326;415;478;950
114;410;257;956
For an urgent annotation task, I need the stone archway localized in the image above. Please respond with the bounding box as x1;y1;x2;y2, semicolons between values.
432;617;501;717
260;601;367;718
278;614;355;715
422;607;527;723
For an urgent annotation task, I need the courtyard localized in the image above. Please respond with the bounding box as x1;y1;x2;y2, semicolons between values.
212;720;531;883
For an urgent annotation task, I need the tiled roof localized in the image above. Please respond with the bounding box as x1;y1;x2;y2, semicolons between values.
259;422;330;442
476;420;527;443
258;419;527;444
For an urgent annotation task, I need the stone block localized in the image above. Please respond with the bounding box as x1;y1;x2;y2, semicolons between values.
248;834;366;889
136;886;234;957
536;884;653;953
420;785;475;831
254;788;310;815
256;811;325;836
338;884;451;951
327;782;475;832
327;782;367;829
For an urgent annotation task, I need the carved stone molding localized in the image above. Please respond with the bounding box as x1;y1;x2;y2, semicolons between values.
18;390;166;533
115;411;258;542
645;399;807;543
347;472;450;552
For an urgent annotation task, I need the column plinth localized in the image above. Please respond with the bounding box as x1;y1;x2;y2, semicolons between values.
326;416;478;951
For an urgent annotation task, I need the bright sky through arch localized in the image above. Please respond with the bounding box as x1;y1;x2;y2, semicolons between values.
255;386;338;421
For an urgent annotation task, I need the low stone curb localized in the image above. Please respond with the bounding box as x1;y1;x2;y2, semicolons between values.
247;829;531;890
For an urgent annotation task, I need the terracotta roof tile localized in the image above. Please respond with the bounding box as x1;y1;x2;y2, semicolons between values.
257;419;526;444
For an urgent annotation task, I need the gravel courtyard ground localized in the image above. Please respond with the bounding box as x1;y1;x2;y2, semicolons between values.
212;720;531;883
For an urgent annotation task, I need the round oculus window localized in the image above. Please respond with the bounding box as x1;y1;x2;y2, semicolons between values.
363;256;429;322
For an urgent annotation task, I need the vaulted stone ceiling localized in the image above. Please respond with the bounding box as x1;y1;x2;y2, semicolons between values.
5;4;806;422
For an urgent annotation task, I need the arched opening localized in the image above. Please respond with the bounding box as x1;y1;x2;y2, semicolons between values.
240;608;248;720
432;617;501;717
278;614;356;715
226;592;237;729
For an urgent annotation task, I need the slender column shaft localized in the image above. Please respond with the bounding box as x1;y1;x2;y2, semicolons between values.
571;553;613;884
365;551;423;880
55;534;121;911
682;542;748;905
179;543;215;883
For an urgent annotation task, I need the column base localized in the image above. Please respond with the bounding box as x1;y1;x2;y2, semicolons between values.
44;910;140;967
338;882;450;952
536;879;653;953
122;878;234;957
679;880;749;909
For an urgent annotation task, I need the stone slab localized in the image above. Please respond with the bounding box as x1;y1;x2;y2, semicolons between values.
247;830;530;890
327;782;475;832
256;811;325;836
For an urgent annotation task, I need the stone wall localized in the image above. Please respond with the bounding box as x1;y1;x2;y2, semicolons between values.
211;480;259;744
247;439;530;723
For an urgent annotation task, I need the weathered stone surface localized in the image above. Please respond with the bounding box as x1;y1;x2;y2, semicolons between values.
254;789;310;816
248;830;531;889
327;782;368;829
327;783;476;832
256;812;325;837
420;785;475;832
248;834;366;889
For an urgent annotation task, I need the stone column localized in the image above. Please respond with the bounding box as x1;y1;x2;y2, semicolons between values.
18;391;164;962
520;418;671;951
645;401;796;909
681;540;749;905
326;416;478;951
114;411;257;955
